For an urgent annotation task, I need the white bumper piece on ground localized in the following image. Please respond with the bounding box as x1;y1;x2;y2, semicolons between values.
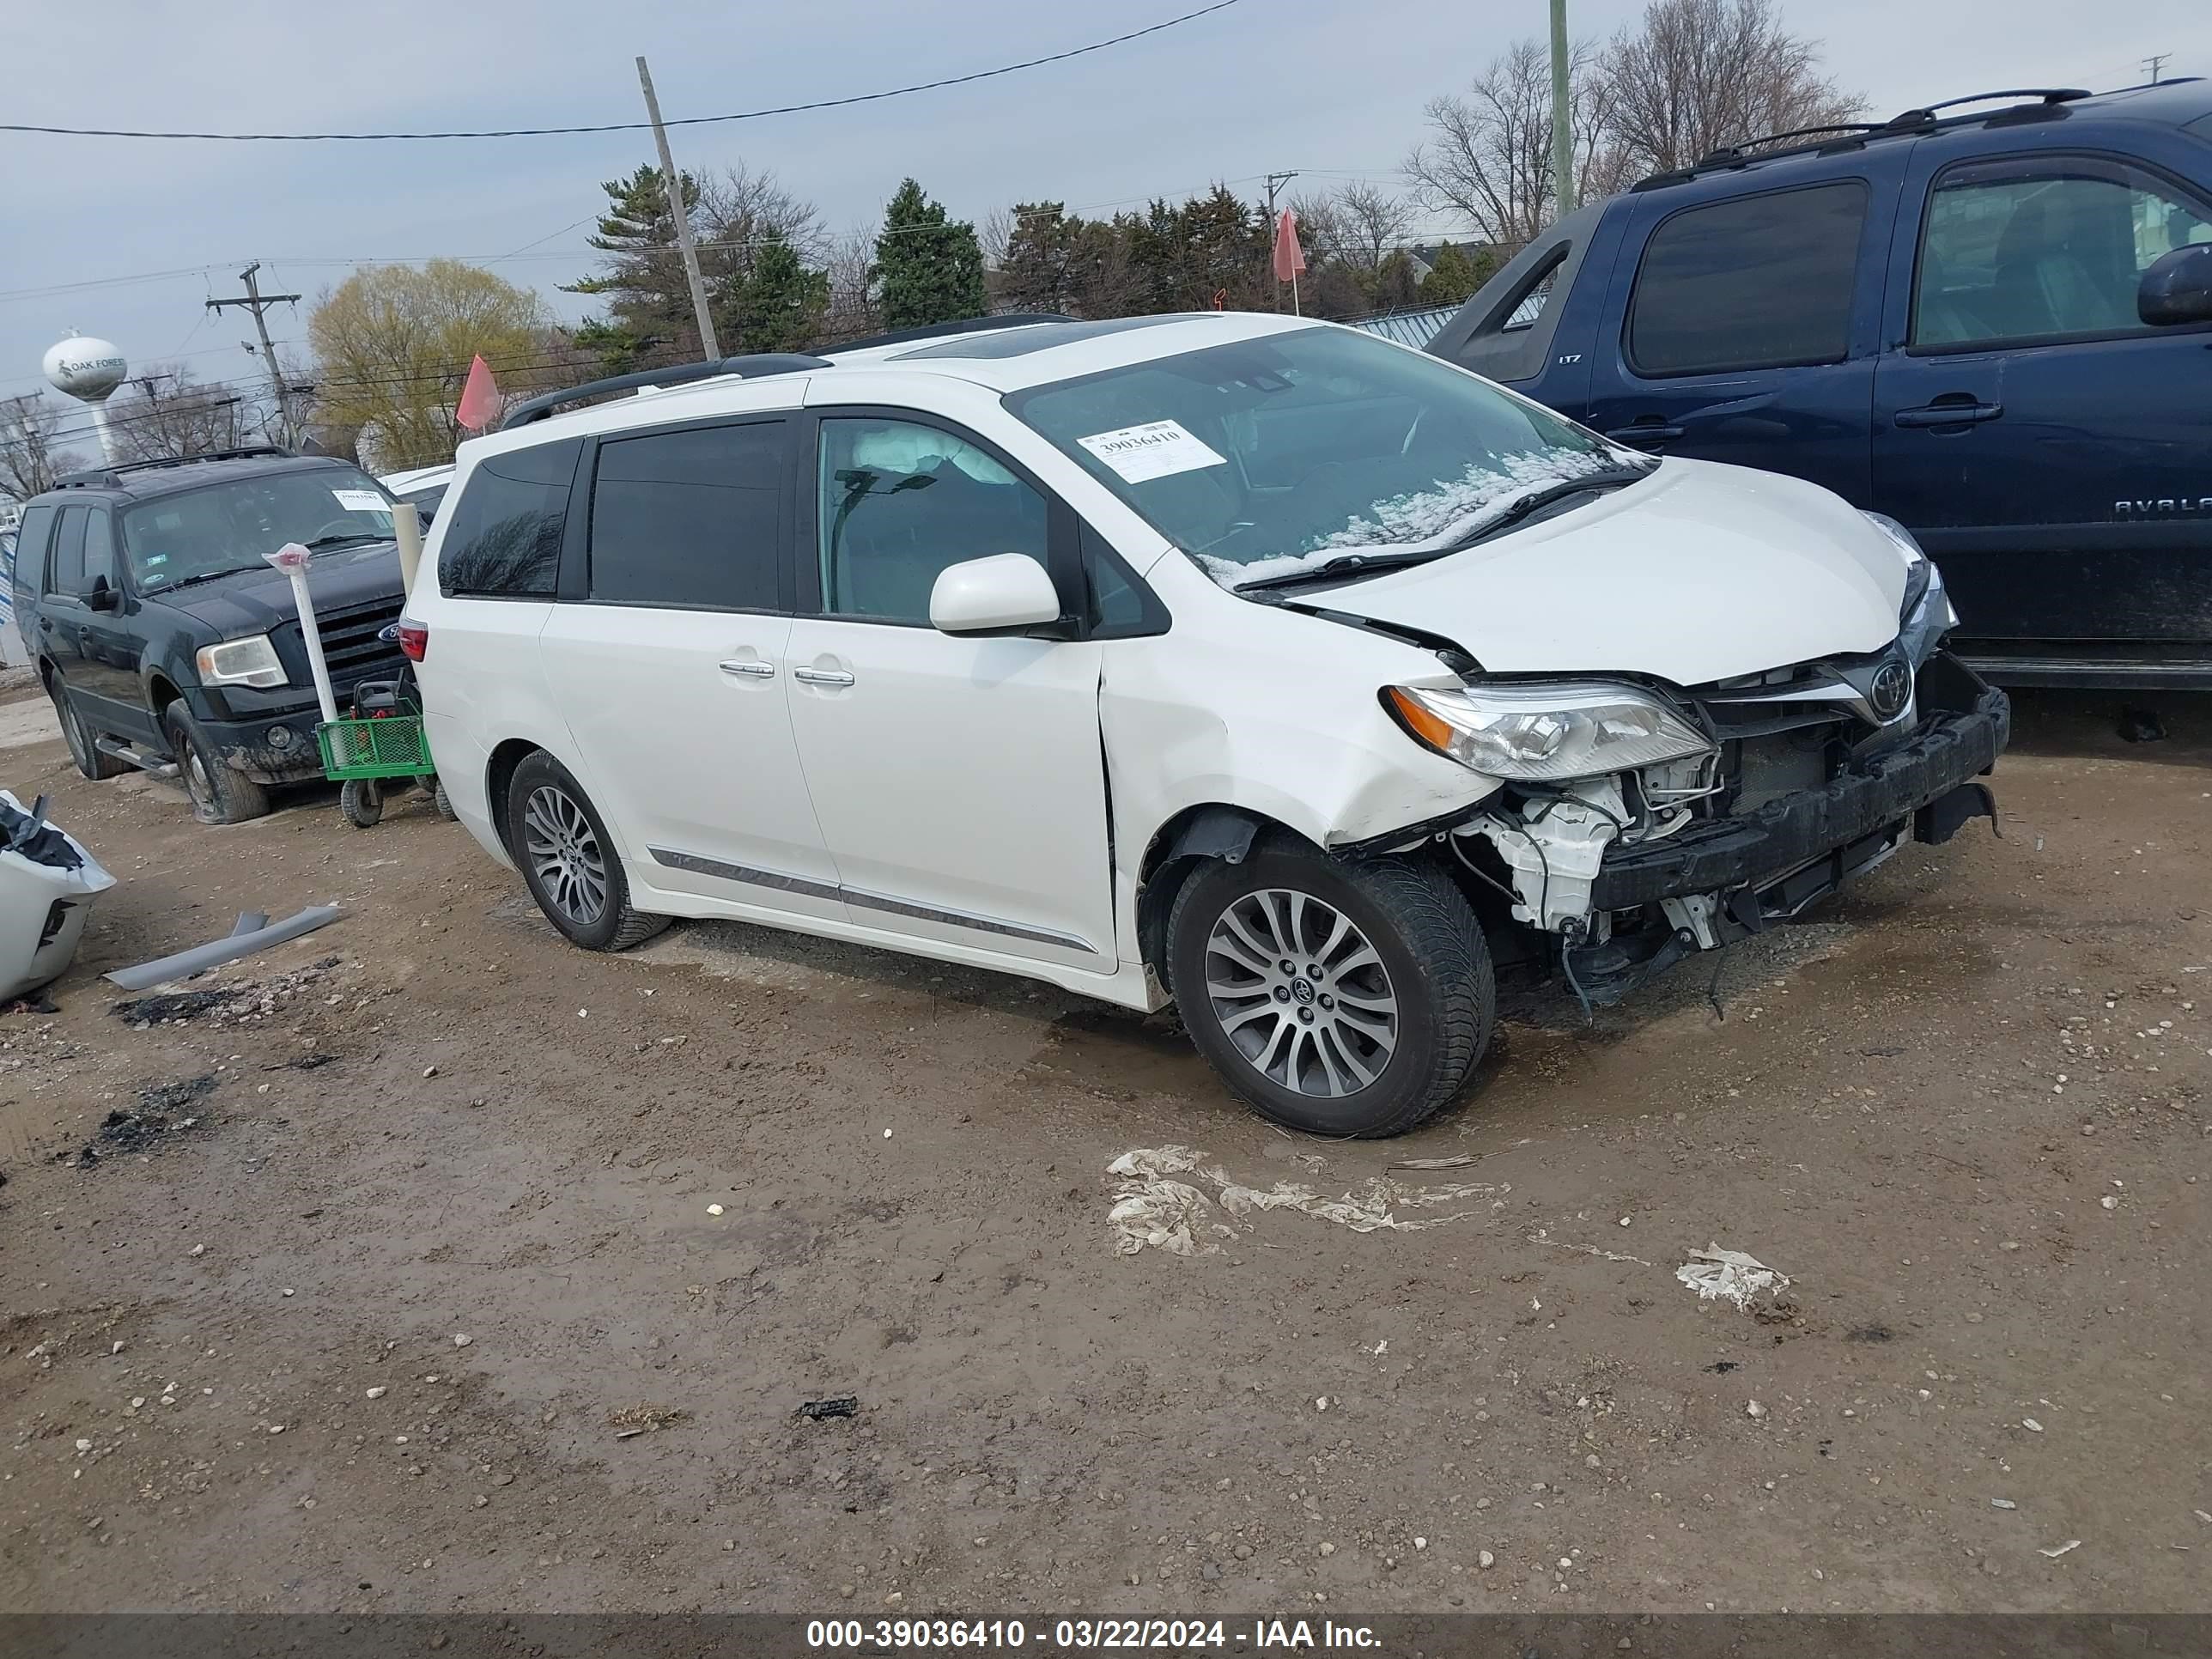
0;789;116;1001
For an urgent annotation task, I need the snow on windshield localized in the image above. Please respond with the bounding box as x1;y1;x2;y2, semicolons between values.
1203;447;1632;590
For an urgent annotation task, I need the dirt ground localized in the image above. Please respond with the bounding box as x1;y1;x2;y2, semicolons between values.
1;681;2206;1620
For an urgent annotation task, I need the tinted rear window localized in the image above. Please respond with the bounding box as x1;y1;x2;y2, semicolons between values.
1627;182;1869;376
586;421;785;611
10;505;57;588
439;440;579;599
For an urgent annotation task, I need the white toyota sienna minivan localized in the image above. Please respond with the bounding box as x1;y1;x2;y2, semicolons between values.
404;313;2008;1137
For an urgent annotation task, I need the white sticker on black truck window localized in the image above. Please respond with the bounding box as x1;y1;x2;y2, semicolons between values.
1077;420;1229;484
331;489;388;513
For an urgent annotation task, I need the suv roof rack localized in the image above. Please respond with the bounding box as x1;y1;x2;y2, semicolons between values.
498;353;830;432
825;313;1074;355
1635;86;2100;191
54;445;295;489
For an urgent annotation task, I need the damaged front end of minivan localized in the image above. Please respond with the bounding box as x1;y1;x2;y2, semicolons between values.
1368;556;2009;1006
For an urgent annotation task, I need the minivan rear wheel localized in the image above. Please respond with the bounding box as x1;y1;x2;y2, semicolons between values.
505;751;668;952
1166;846;1493;1137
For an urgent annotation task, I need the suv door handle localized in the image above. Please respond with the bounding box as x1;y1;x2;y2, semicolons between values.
792;666;855;688
1602;422;1685;447
1893;399;2003;428
718;659;775;678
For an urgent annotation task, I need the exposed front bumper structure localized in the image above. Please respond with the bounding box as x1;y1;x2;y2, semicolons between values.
1590;655;2008;911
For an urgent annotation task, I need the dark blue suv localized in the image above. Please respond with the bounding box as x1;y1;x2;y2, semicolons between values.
1429;81;2212;689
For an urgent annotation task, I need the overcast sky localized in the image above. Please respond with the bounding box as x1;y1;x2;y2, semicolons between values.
4;0;2205;447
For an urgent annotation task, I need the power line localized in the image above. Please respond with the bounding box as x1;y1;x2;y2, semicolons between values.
0;2;1243;142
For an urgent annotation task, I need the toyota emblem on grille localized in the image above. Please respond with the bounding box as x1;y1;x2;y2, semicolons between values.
1869;659;1912;721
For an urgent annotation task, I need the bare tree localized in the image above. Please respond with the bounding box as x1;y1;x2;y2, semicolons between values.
1295;181;1416;276
1403;38;1617;252
820;224;882;343
696;163;827;272
0;396;82;502
1601;0;1863;173
106;366;246;463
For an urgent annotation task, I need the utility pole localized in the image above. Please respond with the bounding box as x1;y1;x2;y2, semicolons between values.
636;56;721;362
206;263;301;449
1550;0;1575;219
2142;52;2171;84
1263;171;1300;312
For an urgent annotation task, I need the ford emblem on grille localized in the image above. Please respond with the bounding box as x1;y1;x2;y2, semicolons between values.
1869;659;1912;721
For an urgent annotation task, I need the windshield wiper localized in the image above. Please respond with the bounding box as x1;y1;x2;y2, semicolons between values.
1438;465;1652;554
1233;548;1446;594
303;532;384;550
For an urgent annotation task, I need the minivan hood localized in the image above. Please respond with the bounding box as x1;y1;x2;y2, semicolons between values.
1283;459;1908;686
145;541;404;637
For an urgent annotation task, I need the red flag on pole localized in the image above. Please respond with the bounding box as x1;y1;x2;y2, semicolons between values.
455;354;502;433
1271;209;1307;284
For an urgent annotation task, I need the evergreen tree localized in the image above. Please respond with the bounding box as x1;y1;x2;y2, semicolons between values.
872;179;988;330
563;163;702;371
728;230;830;353
1418;242;1498;306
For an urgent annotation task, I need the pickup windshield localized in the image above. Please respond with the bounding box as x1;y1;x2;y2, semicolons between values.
122;468;396;592
1006;325;1644;588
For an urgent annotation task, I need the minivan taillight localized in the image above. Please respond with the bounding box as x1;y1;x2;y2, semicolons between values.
395;619;428;662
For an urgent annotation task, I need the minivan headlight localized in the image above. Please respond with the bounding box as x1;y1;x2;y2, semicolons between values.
1385;681;1711;782
196;634;287;690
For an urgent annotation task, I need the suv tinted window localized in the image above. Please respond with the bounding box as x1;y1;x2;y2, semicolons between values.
439;440;579;599
587;421;784;611
817;418;1048;623
1914;159;2212;347
47;508;88;597
1628;182;1868;375
82;510;118;592
11;505;57;589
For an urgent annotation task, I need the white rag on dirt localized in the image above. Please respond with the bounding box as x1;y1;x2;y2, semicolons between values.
1675;1244;1791;1311
1106;1146;1504;1256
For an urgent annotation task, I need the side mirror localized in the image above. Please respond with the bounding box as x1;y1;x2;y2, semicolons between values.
86;575;118;612
928;553;1063;636
2138;243;2212;326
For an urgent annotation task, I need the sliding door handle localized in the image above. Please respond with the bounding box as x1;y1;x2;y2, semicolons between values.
792;666;855;688
718;659;775;678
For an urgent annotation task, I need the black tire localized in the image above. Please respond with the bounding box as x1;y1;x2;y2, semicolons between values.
504;751;668;952
163;699;272;824
1166;845;1494;1138
49;678;127;781
432;778;458;821
339;779;384;829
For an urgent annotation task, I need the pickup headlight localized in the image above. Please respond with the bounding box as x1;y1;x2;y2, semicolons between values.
1385;681;1712;782
1863;510;1956;668
195;634;287;690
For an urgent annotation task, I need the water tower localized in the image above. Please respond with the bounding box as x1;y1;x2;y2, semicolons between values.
43;332;129;465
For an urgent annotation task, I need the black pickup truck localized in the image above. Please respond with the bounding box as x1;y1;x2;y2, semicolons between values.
9;447;410;823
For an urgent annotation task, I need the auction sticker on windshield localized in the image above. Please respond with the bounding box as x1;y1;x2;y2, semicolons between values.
330;489;387;513
1077;420;1227;484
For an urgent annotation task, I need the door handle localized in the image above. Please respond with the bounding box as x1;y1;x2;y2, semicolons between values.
792;666;855;688
1893;399;2003;428
1602;422;1685;446
718;659;775;678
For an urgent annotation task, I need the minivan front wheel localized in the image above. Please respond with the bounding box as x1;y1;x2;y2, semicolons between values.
1167;847;1494;1137
504;751;668;952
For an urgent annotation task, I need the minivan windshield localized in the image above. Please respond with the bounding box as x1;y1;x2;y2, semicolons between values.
1006;325;1648;588
121;467;396;592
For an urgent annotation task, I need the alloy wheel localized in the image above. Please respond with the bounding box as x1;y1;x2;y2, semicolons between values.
522;784;608;927
1203;887;1400;1098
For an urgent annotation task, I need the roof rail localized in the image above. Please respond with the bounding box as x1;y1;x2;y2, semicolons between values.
53;445;295;489
1884;88;2090;128
1636;87;2100;191
498;353;831;431
824;313;1074;356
